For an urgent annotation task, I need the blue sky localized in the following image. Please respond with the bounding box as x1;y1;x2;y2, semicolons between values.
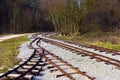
77;0;80;5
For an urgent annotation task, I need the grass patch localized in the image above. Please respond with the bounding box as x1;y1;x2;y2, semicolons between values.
0;35;28;73
52;32;120;51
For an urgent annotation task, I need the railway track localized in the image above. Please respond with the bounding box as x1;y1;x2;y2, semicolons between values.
0;34;120;80
0;39;45;80
38;37;120;68
27;34;120;79
0;36;94;80
62;40;120;55
43;50;94;80
30;37;94;80
25;38;94;80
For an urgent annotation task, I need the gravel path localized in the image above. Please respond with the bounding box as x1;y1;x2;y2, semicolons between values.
0;34;27;42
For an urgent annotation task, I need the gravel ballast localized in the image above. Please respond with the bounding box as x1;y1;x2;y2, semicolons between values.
17;34;120;80
17;41;34;60
38;36;120;61
39;40;120;80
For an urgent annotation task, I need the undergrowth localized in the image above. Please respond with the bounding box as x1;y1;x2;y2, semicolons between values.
52;32;120;51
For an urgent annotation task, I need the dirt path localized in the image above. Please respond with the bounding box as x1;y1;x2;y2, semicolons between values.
0;34;27;42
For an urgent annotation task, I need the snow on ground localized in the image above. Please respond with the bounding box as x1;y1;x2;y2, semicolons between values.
0;34;27;42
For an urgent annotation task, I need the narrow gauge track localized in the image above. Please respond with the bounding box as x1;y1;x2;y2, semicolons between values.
0;40;45;80
1;34;119;80
35;33;120;55
88;45;120;55
39;37;120;68
62;40;120;55
33;38;95;80
44;50;94;80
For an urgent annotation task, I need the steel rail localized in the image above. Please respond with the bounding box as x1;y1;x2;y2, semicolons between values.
44;55;76;80
41;38;120;67
0;37;44;80
0;50;36;79
15;55;42;80
53;38;120;55
35;38;94;80
44;50;94;80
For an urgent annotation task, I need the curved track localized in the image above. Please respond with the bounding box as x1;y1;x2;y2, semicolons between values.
0;38;45;80
62;40;120;55
40;37;120;68
1;34;120;80
34;38;94;80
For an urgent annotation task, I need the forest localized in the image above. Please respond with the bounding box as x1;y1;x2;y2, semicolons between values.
0;0;54;34
48;0;120;35
0;0;120;35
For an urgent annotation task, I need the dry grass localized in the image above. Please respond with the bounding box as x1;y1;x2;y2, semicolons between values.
0;35;28;73
52;32;120;50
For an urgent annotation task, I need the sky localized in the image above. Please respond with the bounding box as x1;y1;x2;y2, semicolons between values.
77;0;81;5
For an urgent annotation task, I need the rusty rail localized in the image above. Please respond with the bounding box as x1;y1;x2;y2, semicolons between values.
34;38;94;80
41;38;120;67
53;38;120;55
44;50;94;80
0;38;44;80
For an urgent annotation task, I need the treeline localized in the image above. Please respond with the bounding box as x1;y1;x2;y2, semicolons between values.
48;0;120;35
0;0;54;34
1;0;120;34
